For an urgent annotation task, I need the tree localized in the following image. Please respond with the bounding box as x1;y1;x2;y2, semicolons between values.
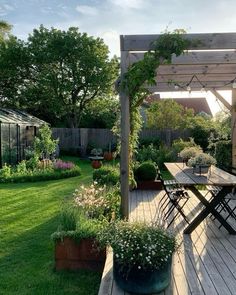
0;26;119;127
80;96;119;129
146;99;194;130
0;20;12;42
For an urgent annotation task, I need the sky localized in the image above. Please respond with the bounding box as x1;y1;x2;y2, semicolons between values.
0;0;235;114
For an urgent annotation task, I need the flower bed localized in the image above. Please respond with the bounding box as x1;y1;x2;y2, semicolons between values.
0;160;81;183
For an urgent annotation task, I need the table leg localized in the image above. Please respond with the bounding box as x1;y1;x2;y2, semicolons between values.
184;186;236;235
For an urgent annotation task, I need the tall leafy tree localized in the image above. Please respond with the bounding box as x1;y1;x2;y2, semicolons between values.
146;99;194;130
0;20;12;42
0;26;119;127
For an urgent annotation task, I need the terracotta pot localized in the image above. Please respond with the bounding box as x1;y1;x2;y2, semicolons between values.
91;160;102;169
55;237;106;271
104;151;113;161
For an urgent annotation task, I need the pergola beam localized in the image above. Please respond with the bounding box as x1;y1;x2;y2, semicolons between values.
210;89;231;110
122;33;236;51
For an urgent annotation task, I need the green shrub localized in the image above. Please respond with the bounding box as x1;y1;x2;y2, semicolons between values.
134;161;157;181
0;164;11;178
93;165;120;185
155;146;175;169
171;138;198;155
16;160;27;174
139;137;161;148
59;204;79;231
136;144;160;163
215;140;232;168
0;166;81;183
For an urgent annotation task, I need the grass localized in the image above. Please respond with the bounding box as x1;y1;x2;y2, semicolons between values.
0;158;102;295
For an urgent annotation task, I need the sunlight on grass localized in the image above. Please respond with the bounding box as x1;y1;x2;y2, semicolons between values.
0;159;101;295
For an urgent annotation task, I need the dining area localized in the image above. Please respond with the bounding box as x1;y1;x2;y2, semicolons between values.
126;162;236;295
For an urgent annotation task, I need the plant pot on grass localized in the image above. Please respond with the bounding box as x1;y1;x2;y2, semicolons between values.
134;162;162;190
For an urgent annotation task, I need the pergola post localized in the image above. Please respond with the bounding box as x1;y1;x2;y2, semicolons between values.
120;49;130;218
232;88;236;167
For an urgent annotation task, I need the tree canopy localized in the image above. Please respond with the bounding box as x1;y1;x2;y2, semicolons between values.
0;25;119;127
146;99;194;130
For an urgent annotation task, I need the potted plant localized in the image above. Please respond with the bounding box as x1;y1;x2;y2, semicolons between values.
179;146;202;164
51;202;106;272
188;152;216;174
104;143;114;161
89;148;104;169
98;221;176;294
134;161;162;190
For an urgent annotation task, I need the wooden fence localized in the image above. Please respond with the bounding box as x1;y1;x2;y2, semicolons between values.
52;128;191;155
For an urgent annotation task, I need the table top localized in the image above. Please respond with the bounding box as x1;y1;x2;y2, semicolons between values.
164;162;236;186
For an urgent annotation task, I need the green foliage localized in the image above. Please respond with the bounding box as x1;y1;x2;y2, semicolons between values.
139;137;161;148
0;20;12;42
16;160;27;174
80;96;119;129
97;221;176;272
0;163;11;177
179;146;202;161
214;140;232;168
134;161;157;181
136;144;174;169
171;138;198;155
59;204;79;231
93;165;120;185
146;100;194;130
25;154;40;170
0;26;119;127
0;165;81;183
34;124;58;159
189;114;214;150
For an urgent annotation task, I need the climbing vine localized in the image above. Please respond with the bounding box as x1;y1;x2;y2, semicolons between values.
119;30;190;184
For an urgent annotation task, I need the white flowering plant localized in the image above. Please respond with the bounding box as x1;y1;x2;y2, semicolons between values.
188;152;216;167
97;221;176;274
73;182;121;220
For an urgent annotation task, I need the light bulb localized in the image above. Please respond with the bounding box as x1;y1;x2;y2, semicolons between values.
201;86;205;92
174;84;179;90
233;82;236;89
186;85;191;92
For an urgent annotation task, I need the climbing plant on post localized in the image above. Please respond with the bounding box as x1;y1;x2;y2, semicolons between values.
119;30;189;218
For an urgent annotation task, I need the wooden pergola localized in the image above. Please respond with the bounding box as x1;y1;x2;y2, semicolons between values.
119;32;236;217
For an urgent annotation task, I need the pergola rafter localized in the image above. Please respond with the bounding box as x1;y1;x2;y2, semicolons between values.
119;32;236;217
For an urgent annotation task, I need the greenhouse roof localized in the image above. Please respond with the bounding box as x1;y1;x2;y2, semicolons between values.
0;108;46;126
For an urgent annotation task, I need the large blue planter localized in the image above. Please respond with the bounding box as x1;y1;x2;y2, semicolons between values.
113;257;172;294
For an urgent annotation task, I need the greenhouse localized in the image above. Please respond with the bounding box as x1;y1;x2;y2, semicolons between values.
0;108;45;167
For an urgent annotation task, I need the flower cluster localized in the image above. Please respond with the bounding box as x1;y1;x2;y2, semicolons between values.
53;160;75;170
97;221;176;273
74;182;109;219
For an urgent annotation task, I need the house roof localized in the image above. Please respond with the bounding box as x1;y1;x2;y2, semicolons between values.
0;108;46;126
145;95;213;116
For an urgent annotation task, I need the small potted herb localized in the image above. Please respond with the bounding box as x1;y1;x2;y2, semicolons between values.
188;152;216;174
97;221;176;294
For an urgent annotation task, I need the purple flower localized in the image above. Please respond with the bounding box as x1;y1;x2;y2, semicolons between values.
53;160;75;170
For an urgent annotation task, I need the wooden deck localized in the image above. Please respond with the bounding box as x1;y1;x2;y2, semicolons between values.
98;190;236;295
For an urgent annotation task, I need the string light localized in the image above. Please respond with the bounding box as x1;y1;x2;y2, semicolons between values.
172;74;236;92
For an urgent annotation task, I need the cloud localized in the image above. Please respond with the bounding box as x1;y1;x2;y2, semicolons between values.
108;0;145;9
0;3;15;16
76;5;98;16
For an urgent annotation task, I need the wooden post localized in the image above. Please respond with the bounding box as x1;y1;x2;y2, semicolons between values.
232;89;236;167
120;47;130;219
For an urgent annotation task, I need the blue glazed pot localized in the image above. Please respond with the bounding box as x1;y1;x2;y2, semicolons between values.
113;257;172;294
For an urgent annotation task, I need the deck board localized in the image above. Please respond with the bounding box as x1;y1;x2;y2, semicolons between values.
98;190;236;295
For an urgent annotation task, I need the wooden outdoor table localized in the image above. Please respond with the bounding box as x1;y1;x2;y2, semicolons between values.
164;162;236;235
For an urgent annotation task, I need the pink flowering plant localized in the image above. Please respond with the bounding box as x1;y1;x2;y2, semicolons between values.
97;221;176;274
73;182;121;220
53;160;75;170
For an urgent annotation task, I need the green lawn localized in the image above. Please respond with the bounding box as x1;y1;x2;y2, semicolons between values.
0;159;102;295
